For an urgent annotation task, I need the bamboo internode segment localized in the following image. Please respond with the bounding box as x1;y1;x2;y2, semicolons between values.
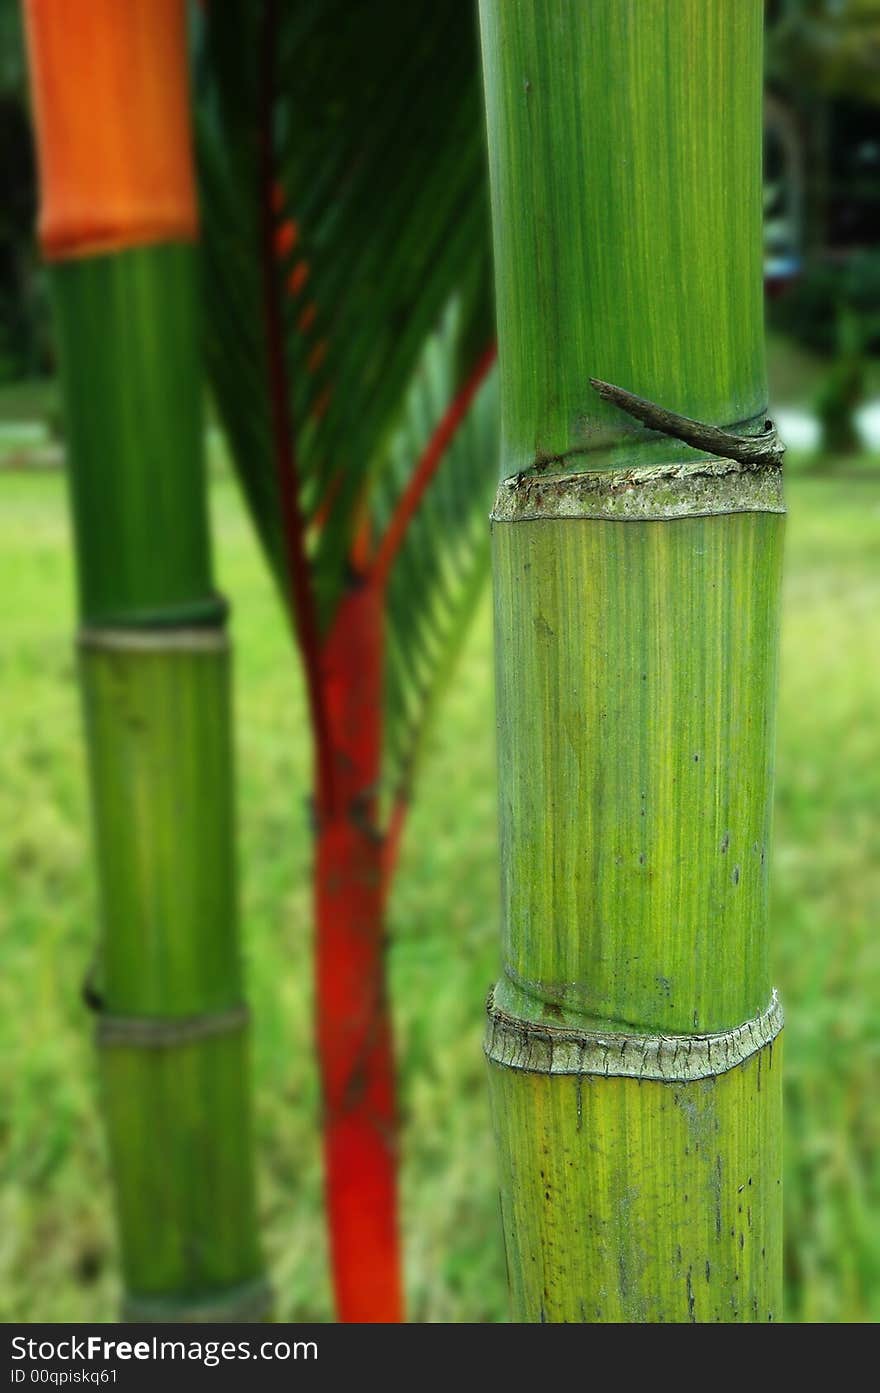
493;507;784;1036
488;1040;783;1322
480;0;766;478
485;989;782;1081
23;0;197;259
53;247;217;628
80;641;240;1018
492;459;785;523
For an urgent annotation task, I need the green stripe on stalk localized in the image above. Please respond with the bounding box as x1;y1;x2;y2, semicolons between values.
479;0;784;1321
80;634;263;1310
52;244;218;627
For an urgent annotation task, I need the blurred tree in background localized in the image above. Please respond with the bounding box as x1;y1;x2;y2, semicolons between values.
764;0;880;452
0;3;52;384
766;0;879;378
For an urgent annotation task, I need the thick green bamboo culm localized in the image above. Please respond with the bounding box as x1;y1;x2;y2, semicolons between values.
50;246;266;1321
479;0;785;1322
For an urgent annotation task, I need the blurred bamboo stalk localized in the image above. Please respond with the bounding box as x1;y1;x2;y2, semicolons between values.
22;0;266;1320
479;0;785;1321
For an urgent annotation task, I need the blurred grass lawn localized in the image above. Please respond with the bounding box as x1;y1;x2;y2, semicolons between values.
0;450;878;1322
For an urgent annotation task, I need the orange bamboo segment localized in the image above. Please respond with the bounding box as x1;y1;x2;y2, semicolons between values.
23;0;197;260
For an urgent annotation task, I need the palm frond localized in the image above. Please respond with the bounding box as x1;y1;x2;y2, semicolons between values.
196;0;498;807
373;304;498;805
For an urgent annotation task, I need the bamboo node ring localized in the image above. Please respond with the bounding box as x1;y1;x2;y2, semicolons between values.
122;1275;273;1324
485;989;783;1081
95;1003;250;1049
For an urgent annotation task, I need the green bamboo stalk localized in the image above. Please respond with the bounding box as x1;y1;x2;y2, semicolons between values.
23;0;266;1320
479;0;784;1322
52;247;220;627
52;245;266;1322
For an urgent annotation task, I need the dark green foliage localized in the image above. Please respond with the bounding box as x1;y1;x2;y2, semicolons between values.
196;0;497;803
770;251;880;356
